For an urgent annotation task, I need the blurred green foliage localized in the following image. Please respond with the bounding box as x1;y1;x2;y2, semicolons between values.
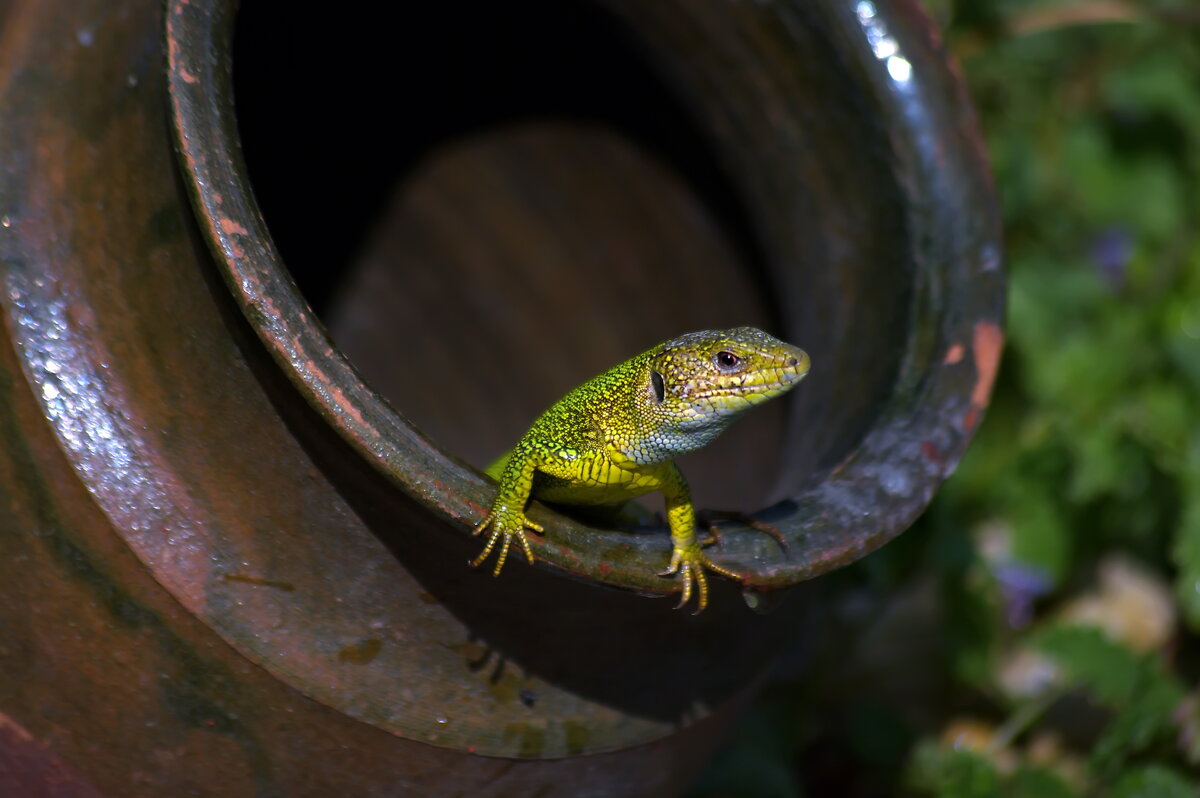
693;0;1200;795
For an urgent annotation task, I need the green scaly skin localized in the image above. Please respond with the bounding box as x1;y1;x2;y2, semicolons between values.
472;327;811;612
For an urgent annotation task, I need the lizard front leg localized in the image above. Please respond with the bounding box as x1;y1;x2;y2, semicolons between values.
472;446;543;575
656;463;744;612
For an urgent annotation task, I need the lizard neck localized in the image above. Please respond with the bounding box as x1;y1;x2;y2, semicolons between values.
630;418;733;465
616;358;737;465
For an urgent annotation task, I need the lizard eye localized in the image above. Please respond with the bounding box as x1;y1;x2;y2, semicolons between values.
714;351;741;371
649;369;665;404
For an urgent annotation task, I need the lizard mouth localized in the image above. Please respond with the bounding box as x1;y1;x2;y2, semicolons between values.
696;348;811;407
744;348;811;393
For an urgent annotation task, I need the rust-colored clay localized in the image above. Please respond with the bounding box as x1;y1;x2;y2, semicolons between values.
0;0;1003;794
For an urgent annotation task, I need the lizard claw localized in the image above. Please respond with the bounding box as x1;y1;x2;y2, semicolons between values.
660;544;744;613
471;511;544;575
700;509;789;552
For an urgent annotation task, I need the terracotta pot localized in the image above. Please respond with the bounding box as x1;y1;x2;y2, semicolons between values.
0;0;1002;794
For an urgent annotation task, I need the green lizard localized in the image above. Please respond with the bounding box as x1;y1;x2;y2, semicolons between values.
472;327;811;611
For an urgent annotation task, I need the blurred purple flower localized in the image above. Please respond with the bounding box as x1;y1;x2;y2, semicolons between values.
993;561;1053;628
1090;226;1133;290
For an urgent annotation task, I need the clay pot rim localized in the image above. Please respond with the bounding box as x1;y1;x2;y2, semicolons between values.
163;0;1004;594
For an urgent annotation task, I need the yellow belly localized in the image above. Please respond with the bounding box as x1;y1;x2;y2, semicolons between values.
532;452;661;506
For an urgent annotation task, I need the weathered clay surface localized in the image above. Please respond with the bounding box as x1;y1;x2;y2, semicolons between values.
0;0;1001;793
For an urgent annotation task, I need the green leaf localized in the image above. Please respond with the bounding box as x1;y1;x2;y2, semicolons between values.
1032;626;1187;775
1111;765;1199;798
1126;381;1193;471
1065;427;1124;504
1004;482;1070;586
1008;765;1077;798
1172;495;1200;630
1031;626;1140;703
906;741;1002;798
1091;676;1187;773
1103;51;1200;158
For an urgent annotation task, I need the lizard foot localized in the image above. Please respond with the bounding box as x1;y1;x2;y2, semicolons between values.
659;543;744;613
698;509;789;552
471;509;544;576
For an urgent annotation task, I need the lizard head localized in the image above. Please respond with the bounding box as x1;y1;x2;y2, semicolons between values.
644;326;810;434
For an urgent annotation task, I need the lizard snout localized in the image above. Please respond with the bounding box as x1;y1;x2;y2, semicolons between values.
782;346;811;382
